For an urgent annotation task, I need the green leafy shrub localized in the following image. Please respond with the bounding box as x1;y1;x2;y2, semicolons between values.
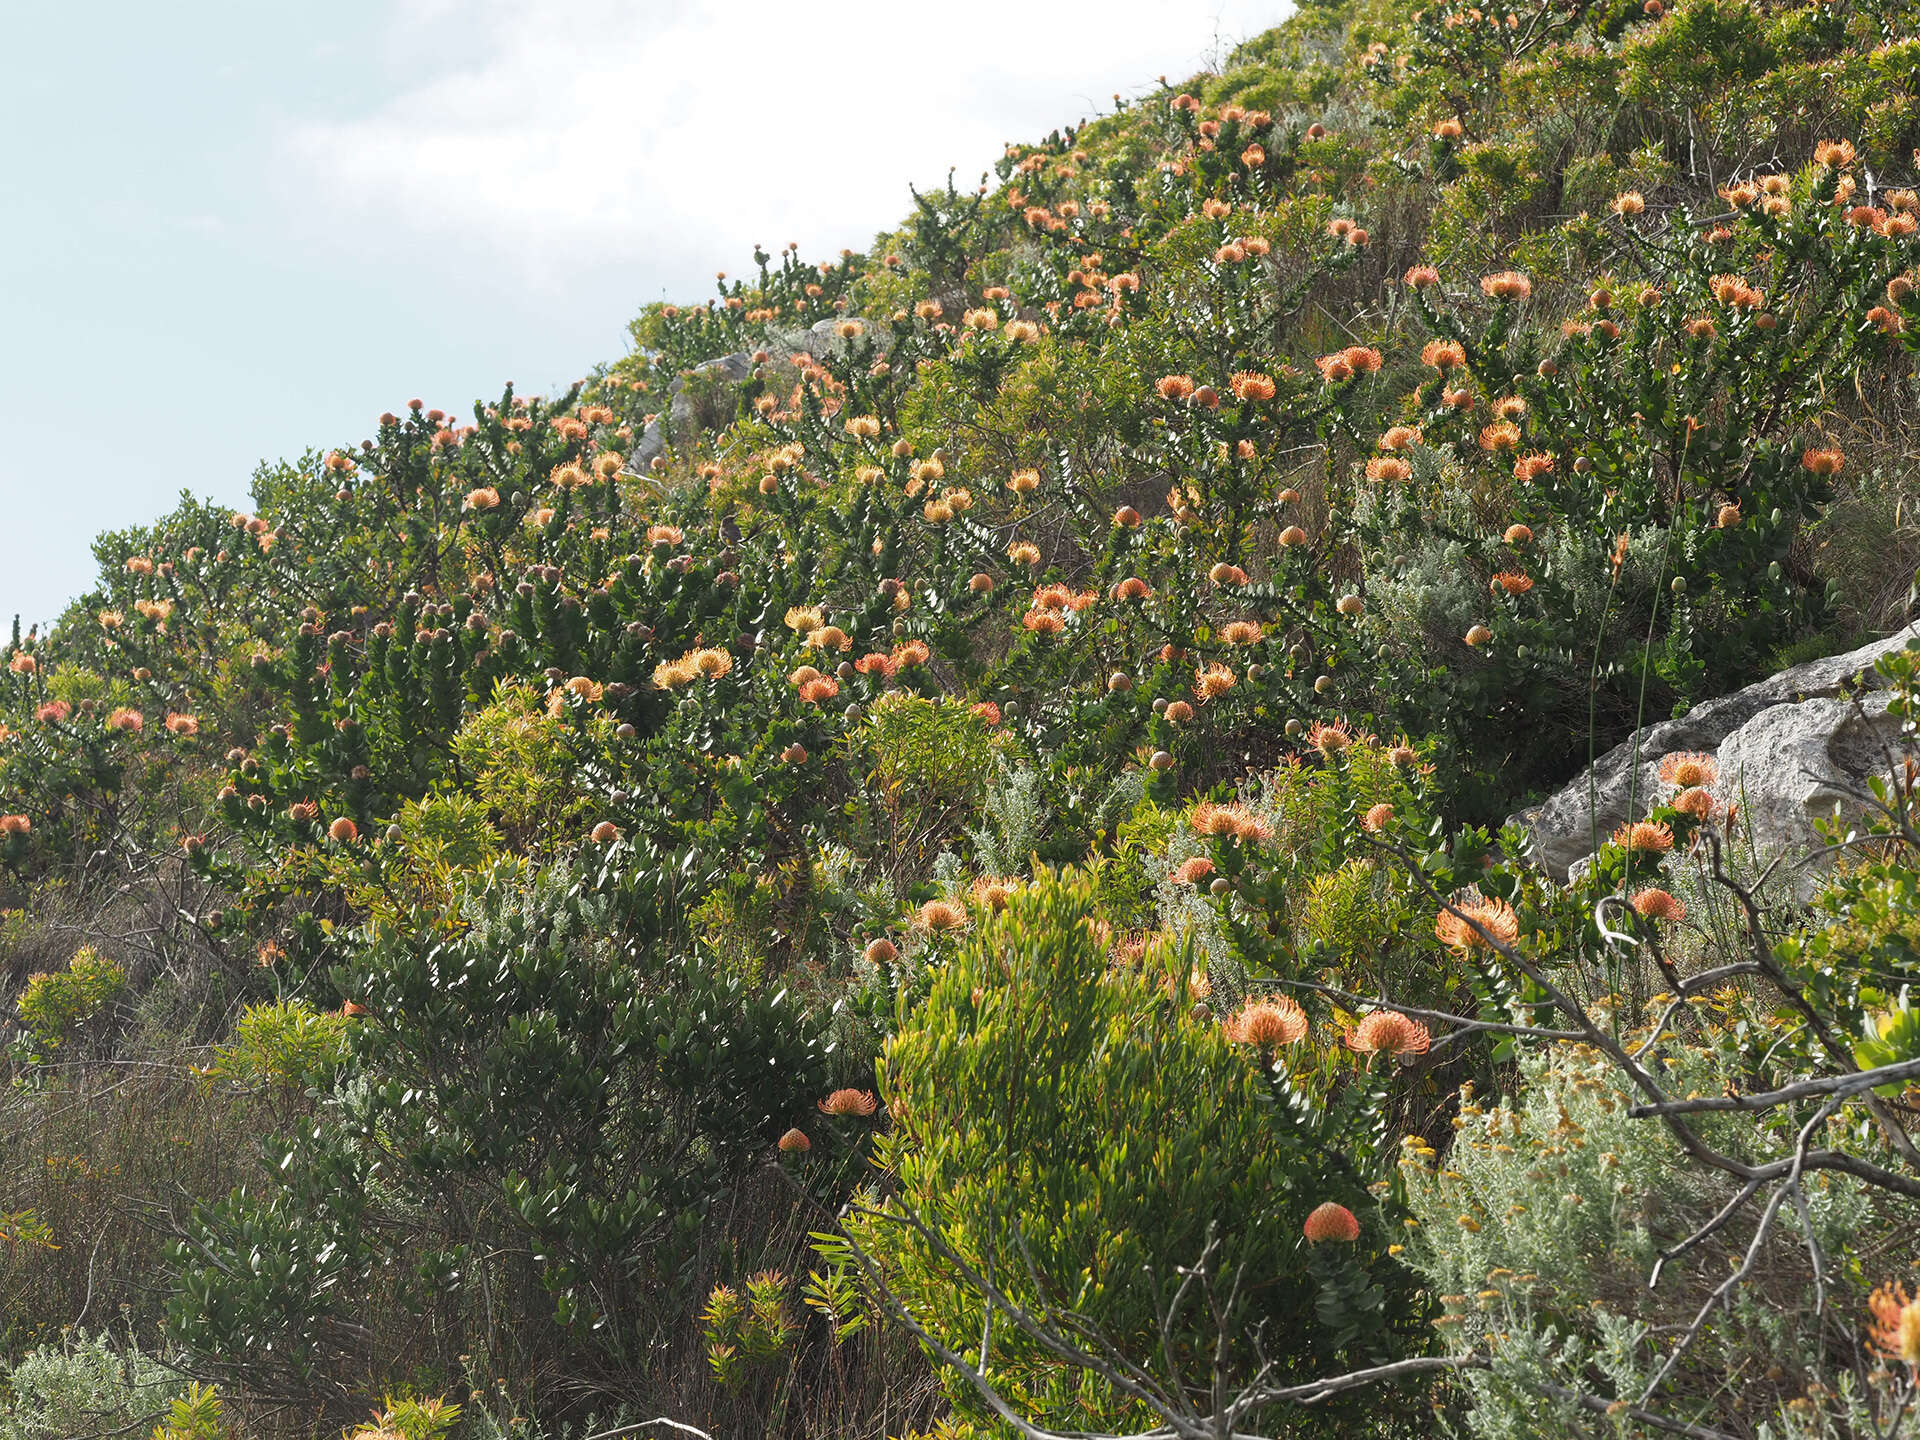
853;871;1423;1438
16;946;124;1051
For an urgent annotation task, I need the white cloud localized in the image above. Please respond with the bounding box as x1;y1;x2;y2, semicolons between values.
284;0;1286;291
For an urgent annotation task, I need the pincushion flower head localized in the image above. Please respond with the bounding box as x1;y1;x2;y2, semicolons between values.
817;1089;878;1118
1306;720;1353;757
1434;895;1519;953
1191;802;1270;842
1345;1010;1431;1058
1612;820;1675;854
1480;270;1532;301
1658;752;1717;789
1168;850;1210;890
1868;1282;1920;1371
1194;663;1237;701
917;899;967;932
1303;1202;1361;1244
1631;888;1685;922
1222;996;1307;1048
777;1128;811;1154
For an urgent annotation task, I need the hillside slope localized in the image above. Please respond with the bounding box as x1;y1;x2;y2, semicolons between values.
1;0;1920;1437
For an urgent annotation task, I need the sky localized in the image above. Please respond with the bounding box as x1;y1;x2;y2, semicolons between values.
0;0;1285;630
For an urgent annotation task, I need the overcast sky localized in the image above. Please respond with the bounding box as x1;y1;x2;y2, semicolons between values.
0;0;1284;629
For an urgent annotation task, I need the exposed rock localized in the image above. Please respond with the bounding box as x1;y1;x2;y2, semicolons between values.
629;318;893;472
1512;627;1920;890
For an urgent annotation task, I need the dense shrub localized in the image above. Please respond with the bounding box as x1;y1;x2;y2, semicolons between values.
0;0;1918;1434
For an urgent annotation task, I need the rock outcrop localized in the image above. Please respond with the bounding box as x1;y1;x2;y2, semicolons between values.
1512;626;1920;890
631;317;891;471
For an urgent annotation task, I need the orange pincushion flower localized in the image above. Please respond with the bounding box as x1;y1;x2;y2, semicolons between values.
1306;720;1354;756
1404;264;1440;288
1343;346;1384;374
806;626;852;653
1813;138;1857;170
1464;624;1493;647
1230;371;1277;402
1435;896;1519;953
1164;700;1195;724
1174;856;1216;885
1194;663;1237;701
1631;888;1686;922
108;707;145;733
1209;563;1249;586
1277;525;1309;548
1658;751;1717;788
918;900;967;932
798;677;840;704
1366;456;1411;483
1801;447;1845;478
1491;571;1533;596
1022;610;1065;635
1480;270;1532;301
1421;339;1466;371
1362;802;1394;833
854;652;896;677
1114;576;1151;601
327;817;359;844
1379;425;1423;451
1867;1282;1920;1369
1155;374;1196;401
1672;786;1717;821
1303;1202;1361;1243
0;815;30;837
164;713;200;736
818;1089;879;1117
971;876;1017;912
1220;620;1262;645
1315;353;1354;383
778;1128;811;1153
1513;453;1554;483
1222;996;1308;1048
1479;422;1521;453
1345;1010;1432;1057
1191;802;1270;842
1504;524;1533;544
590;821;621;843
1613;820;1675;853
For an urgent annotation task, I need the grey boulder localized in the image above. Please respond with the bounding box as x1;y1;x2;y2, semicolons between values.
1511;626;1920;890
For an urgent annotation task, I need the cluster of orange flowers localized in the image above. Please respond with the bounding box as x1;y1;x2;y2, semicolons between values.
1219;994;1432;1060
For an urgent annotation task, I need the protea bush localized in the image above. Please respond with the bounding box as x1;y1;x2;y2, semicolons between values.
0;0;1917;1435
